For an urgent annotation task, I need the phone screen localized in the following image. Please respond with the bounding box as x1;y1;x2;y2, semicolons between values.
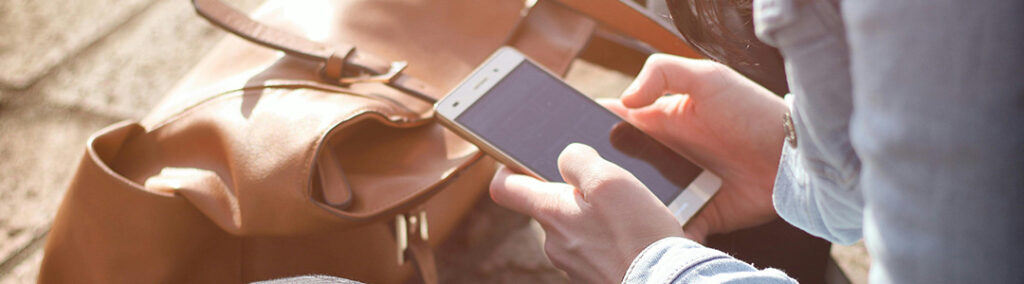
454;61;703;204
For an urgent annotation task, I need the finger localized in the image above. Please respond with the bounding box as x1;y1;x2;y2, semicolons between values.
556;143;601;192
490;166;573;218
682;216;711;244
600;95;693;139
556;143;637;198
683;231;707;244
596;98;629;118
599;98;650;129
621;54;722;109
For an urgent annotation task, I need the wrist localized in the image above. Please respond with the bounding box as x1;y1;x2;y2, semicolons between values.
767;94;798;195
751;95;791;191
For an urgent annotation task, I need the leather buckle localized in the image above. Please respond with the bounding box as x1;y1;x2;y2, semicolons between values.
338;61;409;86
395;210;429;266
321;48;356;81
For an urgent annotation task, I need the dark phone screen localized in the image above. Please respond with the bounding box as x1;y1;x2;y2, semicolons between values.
454;61;702;204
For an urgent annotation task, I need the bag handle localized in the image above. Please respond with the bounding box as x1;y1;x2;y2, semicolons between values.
191;0;441;103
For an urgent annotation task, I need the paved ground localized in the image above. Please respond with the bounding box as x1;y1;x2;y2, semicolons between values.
0;0;868;283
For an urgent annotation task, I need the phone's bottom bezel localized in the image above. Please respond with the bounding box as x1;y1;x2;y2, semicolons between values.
668;171;722;226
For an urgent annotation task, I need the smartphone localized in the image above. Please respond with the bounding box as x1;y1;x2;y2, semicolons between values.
435;47;720;224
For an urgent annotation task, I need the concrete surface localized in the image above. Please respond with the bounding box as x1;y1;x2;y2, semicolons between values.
0;0;868;283
436;199;570;283
36;0;265;119
0;92;115;281
0;0;155;89
0;0;263;281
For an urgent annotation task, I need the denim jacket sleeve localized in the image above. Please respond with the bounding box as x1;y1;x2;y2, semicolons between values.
622;237;796;284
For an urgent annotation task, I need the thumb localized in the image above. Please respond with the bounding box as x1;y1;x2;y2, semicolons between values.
557;143;646;200
600;95;691;139
489;166;576;220
682;216;712;244
597;98;629;118
621;54;723;109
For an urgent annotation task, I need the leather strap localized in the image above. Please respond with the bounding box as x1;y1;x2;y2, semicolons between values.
191;0;441;103
504;0;596;76
407;237;438;284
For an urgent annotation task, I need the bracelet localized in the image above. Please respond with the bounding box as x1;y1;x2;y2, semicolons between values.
783;111;798;148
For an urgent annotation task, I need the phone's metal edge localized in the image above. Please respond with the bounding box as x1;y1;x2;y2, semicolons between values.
435;113;548;181
436;47;523;119
434;47;548;181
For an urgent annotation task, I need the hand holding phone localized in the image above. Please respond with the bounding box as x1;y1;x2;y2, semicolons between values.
434;48;790;283
600;53;790;241
435;47;720;224
489;143;688;283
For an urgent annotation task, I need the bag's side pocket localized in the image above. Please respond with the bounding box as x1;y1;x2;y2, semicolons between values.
39;121;241;283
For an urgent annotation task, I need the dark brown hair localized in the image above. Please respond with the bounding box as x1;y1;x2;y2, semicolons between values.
665;0;788;95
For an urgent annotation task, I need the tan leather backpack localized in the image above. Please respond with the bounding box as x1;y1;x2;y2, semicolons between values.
38;0;698;283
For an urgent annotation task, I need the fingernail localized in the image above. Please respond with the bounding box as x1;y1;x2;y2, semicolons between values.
566;143;594;154
565;142;581;150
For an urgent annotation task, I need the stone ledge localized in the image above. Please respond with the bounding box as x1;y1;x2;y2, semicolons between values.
0;0;156;89
35;0;266;120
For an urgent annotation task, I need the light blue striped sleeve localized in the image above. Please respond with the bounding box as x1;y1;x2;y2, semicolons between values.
755;0;865;245
770;95;863;245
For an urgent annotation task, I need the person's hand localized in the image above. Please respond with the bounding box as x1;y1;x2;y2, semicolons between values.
491;143;684;283
600;53;789;242
488;53;788;282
